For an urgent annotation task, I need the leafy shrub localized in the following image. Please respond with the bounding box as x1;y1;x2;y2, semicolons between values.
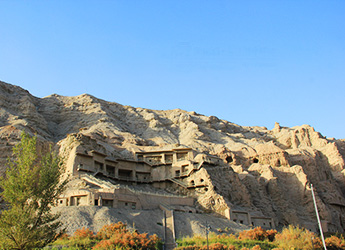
72;226;95;239
96;222;128;240
93;229;160;250
239;227;268;241
325;235;345;250
274;225;322;250
237;227;277;242
266;229;277;242
56;227;96;249
50;222;161;249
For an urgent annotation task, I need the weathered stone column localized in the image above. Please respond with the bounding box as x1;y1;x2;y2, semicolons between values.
98;195;102;206
173;153;177;163
132;170;136;181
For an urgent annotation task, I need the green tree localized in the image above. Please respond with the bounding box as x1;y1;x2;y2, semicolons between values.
0;132;68;249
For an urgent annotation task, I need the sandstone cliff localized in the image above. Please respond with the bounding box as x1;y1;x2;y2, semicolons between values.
1;80;344;233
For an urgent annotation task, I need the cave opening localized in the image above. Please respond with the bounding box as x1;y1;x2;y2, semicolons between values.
226;156;233;163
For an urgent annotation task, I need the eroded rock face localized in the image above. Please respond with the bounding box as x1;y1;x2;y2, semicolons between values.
1;80;345;232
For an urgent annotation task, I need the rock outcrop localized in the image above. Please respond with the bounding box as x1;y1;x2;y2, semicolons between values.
1;80;344;233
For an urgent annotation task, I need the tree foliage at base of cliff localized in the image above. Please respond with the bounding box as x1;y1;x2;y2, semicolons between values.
176;226;345;250
51;222;162;250
0;132;68;250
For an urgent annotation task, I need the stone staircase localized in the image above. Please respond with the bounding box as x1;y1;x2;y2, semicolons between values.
160;204;176;250
168;177;188;188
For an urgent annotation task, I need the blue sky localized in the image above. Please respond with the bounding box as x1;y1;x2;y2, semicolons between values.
1;1;344;139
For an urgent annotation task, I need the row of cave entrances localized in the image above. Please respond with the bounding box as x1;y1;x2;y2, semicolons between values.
190;178;204;186
225;155;260;164
225;156;281;166
226;156;282;165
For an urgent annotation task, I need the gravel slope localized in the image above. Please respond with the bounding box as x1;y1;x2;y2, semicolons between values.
53;206;249;238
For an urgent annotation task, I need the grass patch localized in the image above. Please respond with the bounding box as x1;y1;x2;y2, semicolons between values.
50;237;97;249
176;233;278;250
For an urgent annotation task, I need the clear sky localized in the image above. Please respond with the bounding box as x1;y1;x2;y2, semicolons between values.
1;1;344;139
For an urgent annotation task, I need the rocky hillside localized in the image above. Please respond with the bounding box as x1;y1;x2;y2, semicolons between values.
1;80;345;233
